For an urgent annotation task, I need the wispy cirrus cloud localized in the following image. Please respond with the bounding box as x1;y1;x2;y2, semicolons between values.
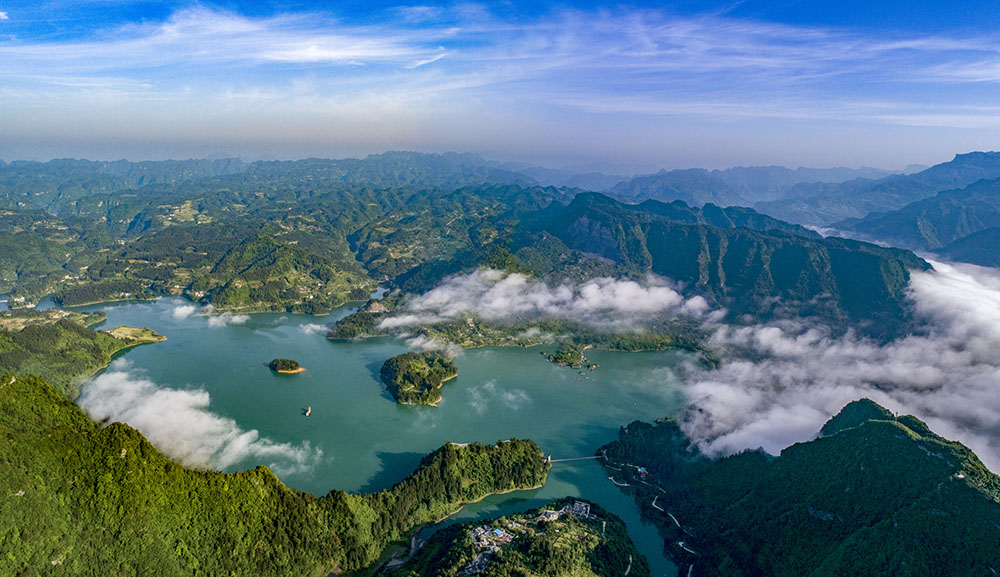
3;4;1000;167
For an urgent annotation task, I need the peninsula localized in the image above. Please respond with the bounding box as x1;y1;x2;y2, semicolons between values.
379;352;457;406
0;309;165;398
389;498;649;577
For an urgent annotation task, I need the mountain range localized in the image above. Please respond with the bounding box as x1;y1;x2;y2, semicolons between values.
600;399;1000;576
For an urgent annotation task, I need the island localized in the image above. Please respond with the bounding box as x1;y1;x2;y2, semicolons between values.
269;358;305;374
388;498;649;577
379;351;457;406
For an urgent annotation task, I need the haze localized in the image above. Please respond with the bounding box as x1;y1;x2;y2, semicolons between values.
2;0;1000;172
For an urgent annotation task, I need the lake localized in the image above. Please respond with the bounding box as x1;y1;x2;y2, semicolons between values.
74;296;687;576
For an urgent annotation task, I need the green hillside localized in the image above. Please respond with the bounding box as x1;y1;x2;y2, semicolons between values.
532;193;928;336
598;400;1000;576
835;177;1000;253
939;227;1000;266
390;498;649;577
0;373;549;576
0;309;164;397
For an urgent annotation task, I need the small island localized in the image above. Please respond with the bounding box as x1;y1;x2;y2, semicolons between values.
269;358;305;374
379;351;457;406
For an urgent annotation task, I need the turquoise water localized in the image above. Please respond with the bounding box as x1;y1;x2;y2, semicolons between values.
76;297;685;576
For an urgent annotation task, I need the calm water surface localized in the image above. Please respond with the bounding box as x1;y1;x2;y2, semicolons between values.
76;297;685;576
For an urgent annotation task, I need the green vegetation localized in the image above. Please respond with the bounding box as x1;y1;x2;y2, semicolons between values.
52;278;155;306
1;156;929;338
535;193;928;337
268;358;302;373
0;373;550;576
380;352;458;406
547;345;586;368
390;498;649;577
598;400;1000;576
0;309;164;397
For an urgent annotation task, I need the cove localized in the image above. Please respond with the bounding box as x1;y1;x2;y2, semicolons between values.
75;297;686;576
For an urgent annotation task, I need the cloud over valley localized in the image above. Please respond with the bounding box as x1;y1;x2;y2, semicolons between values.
78;361;321;477
379;269;717;331
677;261;1000;470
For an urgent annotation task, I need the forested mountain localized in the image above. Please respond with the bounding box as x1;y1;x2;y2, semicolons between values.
599;400;1000;576
522;193;927;336
0;372;549;576
756;151;1000;225
833;177;1000;254
608;165;896;207
939;227;1000;266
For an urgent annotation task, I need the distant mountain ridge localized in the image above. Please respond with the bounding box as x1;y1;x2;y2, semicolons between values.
609;164;898;207
756;151;1000;226
833;177;1000;257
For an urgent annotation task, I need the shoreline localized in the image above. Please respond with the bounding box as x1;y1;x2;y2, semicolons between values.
70;329;167;389
276;367;306;374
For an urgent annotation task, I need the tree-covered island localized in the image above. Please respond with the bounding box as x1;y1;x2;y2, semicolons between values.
380;351;458;406
268;358;304;374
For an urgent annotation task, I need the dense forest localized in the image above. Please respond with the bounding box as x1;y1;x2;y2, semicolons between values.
380;351;458;405
0;373;550;576
598;400;1000;576
268;358;301;373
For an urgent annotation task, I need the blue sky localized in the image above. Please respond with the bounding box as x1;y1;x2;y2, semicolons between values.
1;1;999;172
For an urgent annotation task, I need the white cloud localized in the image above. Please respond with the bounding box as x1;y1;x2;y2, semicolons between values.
380;269;710;330
467;380;531;415
206;312;250;328
78;360;320;476
678;261;1000;471
2;5;1000;168
403;334;462;358
298;323;328;335
0;11;8;20
170;304;198;320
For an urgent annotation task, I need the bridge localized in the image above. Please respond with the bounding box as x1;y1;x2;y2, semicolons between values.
546;455;602;463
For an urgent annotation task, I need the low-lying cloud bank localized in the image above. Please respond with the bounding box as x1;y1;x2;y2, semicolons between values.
168;303;249;327
679;261;1000;470
78;361;320;476
380;269;718;330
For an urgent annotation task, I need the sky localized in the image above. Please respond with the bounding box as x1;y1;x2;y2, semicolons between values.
1;1;999;172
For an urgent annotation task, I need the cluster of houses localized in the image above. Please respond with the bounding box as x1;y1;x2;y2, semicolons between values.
460;502;601;575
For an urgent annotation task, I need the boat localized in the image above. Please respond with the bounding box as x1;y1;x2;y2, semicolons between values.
305;406;312;417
